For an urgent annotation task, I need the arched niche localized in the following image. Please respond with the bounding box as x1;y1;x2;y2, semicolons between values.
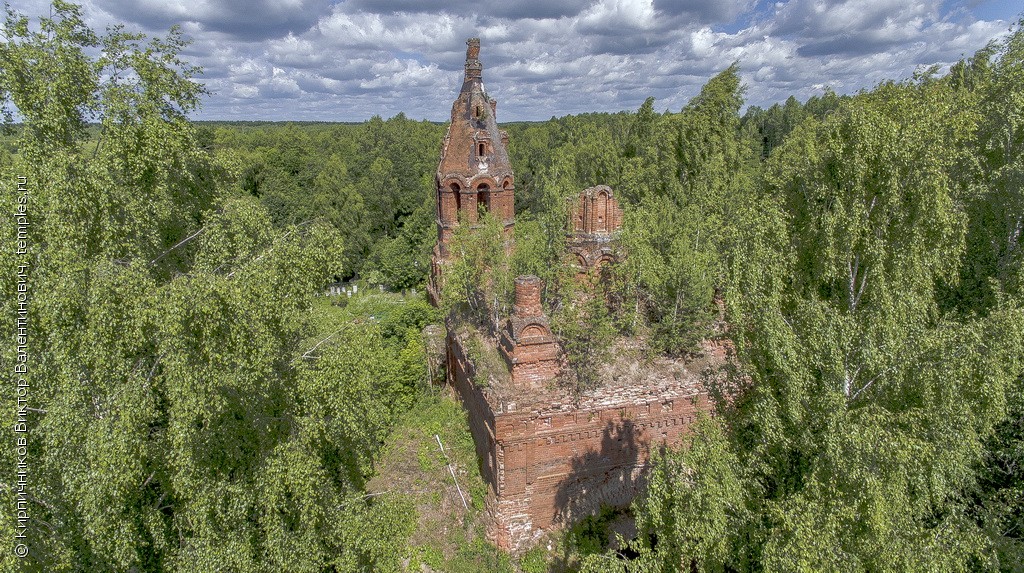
450;182;462;215
519;324;549;340
594;254;615;281
595;189;609;232
574;253;588;271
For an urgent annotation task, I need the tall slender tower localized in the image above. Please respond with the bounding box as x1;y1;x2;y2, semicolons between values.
429;38;515;303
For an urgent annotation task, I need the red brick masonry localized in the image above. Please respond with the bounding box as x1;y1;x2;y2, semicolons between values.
433;38;714;552
447;329;708;551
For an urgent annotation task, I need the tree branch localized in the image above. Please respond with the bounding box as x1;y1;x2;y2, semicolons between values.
226;218;320;278
149;226;205;266
290;325;348;367
850;363;896;402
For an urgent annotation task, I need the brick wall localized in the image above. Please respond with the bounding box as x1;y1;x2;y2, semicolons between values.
446;330;499;492
446;331;710;552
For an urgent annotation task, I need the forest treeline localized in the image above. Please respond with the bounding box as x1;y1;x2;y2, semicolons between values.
1;1;1022;571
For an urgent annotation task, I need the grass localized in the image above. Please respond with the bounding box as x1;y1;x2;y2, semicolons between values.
368;390;505;571
458;325;511;388
349;297;578;572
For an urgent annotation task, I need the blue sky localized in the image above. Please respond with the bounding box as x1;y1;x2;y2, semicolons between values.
7;0;1021;121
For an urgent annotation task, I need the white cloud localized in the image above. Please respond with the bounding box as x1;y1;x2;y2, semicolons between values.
578;0;659;34
3;0;1016;120
360;59;449;90
231;84;259;99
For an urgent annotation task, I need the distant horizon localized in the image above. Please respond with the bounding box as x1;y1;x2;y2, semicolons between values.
5;0;1021;123
1;88;869;128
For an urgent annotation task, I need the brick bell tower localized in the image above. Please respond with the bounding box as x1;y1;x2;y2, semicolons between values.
429;38;515;303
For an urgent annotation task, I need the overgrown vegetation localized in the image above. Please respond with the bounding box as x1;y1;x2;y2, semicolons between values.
1;1;1022;571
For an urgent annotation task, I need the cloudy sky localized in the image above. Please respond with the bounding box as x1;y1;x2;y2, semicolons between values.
8;0;1021;121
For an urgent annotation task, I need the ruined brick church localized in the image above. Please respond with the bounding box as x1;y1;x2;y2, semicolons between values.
427;38;711;551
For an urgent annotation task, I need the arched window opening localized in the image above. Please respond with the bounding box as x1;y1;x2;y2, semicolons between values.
478;142;486;156
477;184;490;214
521;325;547;339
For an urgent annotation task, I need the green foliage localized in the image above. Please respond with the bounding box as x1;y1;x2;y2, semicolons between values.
0;0;98;150
370;392;496;571
212;113;443;284
440;210;515;327
363;196;434;289
551;278;618;391
742;90;845;160
509;214;570;294
566;506;624;557
631;417;744;572
973;376;1024;569
621;31;1024;572
378;296;441;340
518;546;549;573
446;69;758;369
948;25;1024;312
440;206;618;393
616;196;718;354
410;544;446;570
0;4;425;571
616;66;753;355
445;536;514;573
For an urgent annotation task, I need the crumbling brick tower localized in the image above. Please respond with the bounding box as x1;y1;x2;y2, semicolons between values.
432;39;710;552
567;185;624;276
498;276;561;387
428;38;515;304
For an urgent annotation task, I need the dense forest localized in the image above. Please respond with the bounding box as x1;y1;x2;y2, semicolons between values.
1;1;1022;571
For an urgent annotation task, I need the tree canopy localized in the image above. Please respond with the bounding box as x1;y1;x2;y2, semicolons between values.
1;2;1022;572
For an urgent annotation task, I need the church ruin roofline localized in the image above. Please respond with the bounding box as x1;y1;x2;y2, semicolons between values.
462;37;483;89
430;36;516;272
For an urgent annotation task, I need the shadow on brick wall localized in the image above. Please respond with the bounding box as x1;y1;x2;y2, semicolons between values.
552;417;647;529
